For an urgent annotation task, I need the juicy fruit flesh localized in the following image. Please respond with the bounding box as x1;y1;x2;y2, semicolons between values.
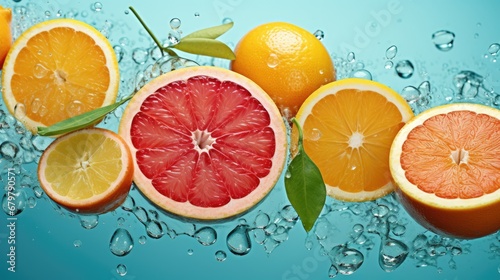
130;75;276;208
11;27;110;125
44;132;124;200
401;110;500;199
304;88;405;193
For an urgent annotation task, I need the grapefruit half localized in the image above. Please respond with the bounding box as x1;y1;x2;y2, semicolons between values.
119;66;287;220
390;103;500;239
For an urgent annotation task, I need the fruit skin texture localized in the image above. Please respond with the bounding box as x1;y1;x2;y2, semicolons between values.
119;66;287;220
390;103;500;239
0;5;12;69
37;128;133;214
230;22;335;118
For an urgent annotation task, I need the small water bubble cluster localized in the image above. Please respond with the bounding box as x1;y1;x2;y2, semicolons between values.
410;233;468;270
333;53;372;80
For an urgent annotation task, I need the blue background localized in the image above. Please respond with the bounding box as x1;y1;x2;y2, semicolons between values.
1;0;500;279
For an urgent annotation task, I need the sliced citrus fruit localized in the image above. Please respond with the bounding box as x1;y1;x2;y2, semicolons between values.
390;103;500;239
1;18;119;134
292;78;414;202
38;128;133;214
119;66;287;220
0;5;12;69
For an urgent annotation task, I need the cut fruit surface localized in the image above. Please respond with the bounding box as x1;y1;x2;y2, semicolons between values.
119;66;287;220
37;128;133;214
390;103;500;238
1;18;119;134
292;78;414;202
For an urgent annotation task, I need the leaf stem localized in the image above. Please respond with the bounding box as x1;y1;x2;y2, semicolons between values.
291;118;304;150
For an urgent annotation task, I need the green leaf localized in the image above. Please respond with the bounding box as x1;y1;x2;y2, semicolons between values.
183;22;234;39
174;38;236;60
284;118;326;232
37;96;132;136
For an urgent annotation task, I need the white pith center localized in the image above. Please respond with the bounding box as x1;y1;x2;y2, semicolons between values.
349;132;364;148
193;129;215;152
451;148;469;165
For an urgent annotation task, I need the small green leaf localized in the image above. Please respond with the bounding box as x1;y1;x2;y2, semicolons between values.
284;118;326;232
37;96;132;136
174;38;236;60
183;22;234;39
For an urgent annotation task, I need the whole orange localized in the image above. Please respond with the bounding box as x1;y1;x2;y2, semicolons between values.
0;5;12;70
230;22;335;118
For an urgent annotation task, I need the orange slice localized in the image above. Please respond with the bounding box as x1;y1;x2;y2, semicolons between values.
119;66;287;220
38;128;133;214
390;103;500;238
1;18;119;134
292;78;414;202
0;5;12;69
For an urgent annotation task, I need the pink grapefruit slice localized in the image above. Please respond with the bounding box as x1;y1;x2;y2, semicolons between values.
119;66;287;220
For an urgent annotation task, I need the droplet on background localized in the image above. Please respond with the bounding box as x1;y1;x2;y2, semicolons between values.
395;60;414;79
73;240;82;248
227;225;252;256
79;215;99;229
0;141;19;160
169;18;181;30
350;69;372;80
453;70;483;99
400;86;421;104
379;238;409;272
116;264;127;276
215;250;227;262
432;30;455;51
488;43;500;55
267;53;279;68
109;228;134;256
314;30;325;41
194;226;217;246
91;2;103;12
385;45;398;60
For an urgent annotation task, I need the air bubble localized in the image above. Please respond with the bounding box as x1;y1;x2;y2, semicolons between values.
488;43;500;55
0;141;19;160
169;18;181;30
79;215;99;229
194;226;217;246
132;48;149;64
227;224;251;255
73;240;82;248
215;250;227;262
314;30;324;41
116;264;127;276
91;2;103;12
432;30;455;51
401;86;421;103
350;69;372;80
347;52;355;63
385;45;398;60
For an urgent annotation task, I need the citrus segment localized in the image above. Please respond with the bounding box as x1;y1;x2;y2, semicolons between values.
119;66;287;220
1;18;119;134
390;103;500;238
230;22;335;118
0;5;12;69
293;78;414;202
38;128;133;214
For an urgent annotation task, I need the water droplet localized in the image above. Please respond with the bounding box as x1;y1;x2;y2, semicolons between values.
138;235;147;245
2;190;26;216
34;64;49;78
116;264;127;276
307;128;322;141
350;69;372;80
66;100;83;116
267;53;279;68
194;226;217;246
227;224;251;256
132;206;149;224
27;197;37;208
121;195;135;211
187;248;194;255
254;212;270;228
385;45;398;60
132;48;149;64
73;240;82;248
280;205;299;222
314;30;324;41
169;18;181;30
222;17;233;24
146;220;164;239
13;103;26;120
488;43;500;55
194;12;200;17
432;30;455;51
384;60;394;69
347;52;355;63
215;250;227;262
109;228;134;256
0;141;19;160
328;264;339;278
330;245;364;275
395;60;414;79
379;238;409;272
79;215;99;229
91;2;103;12
401;86;421;103
453;70;483;99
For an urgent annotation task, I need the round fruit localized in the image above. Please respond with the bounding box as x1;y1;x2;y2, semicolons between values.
390;103;500;239
230;22;335;118
0;5;12;69
1;18;119;134
38;128;134;214
119;66;287;220
292;78;414;202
